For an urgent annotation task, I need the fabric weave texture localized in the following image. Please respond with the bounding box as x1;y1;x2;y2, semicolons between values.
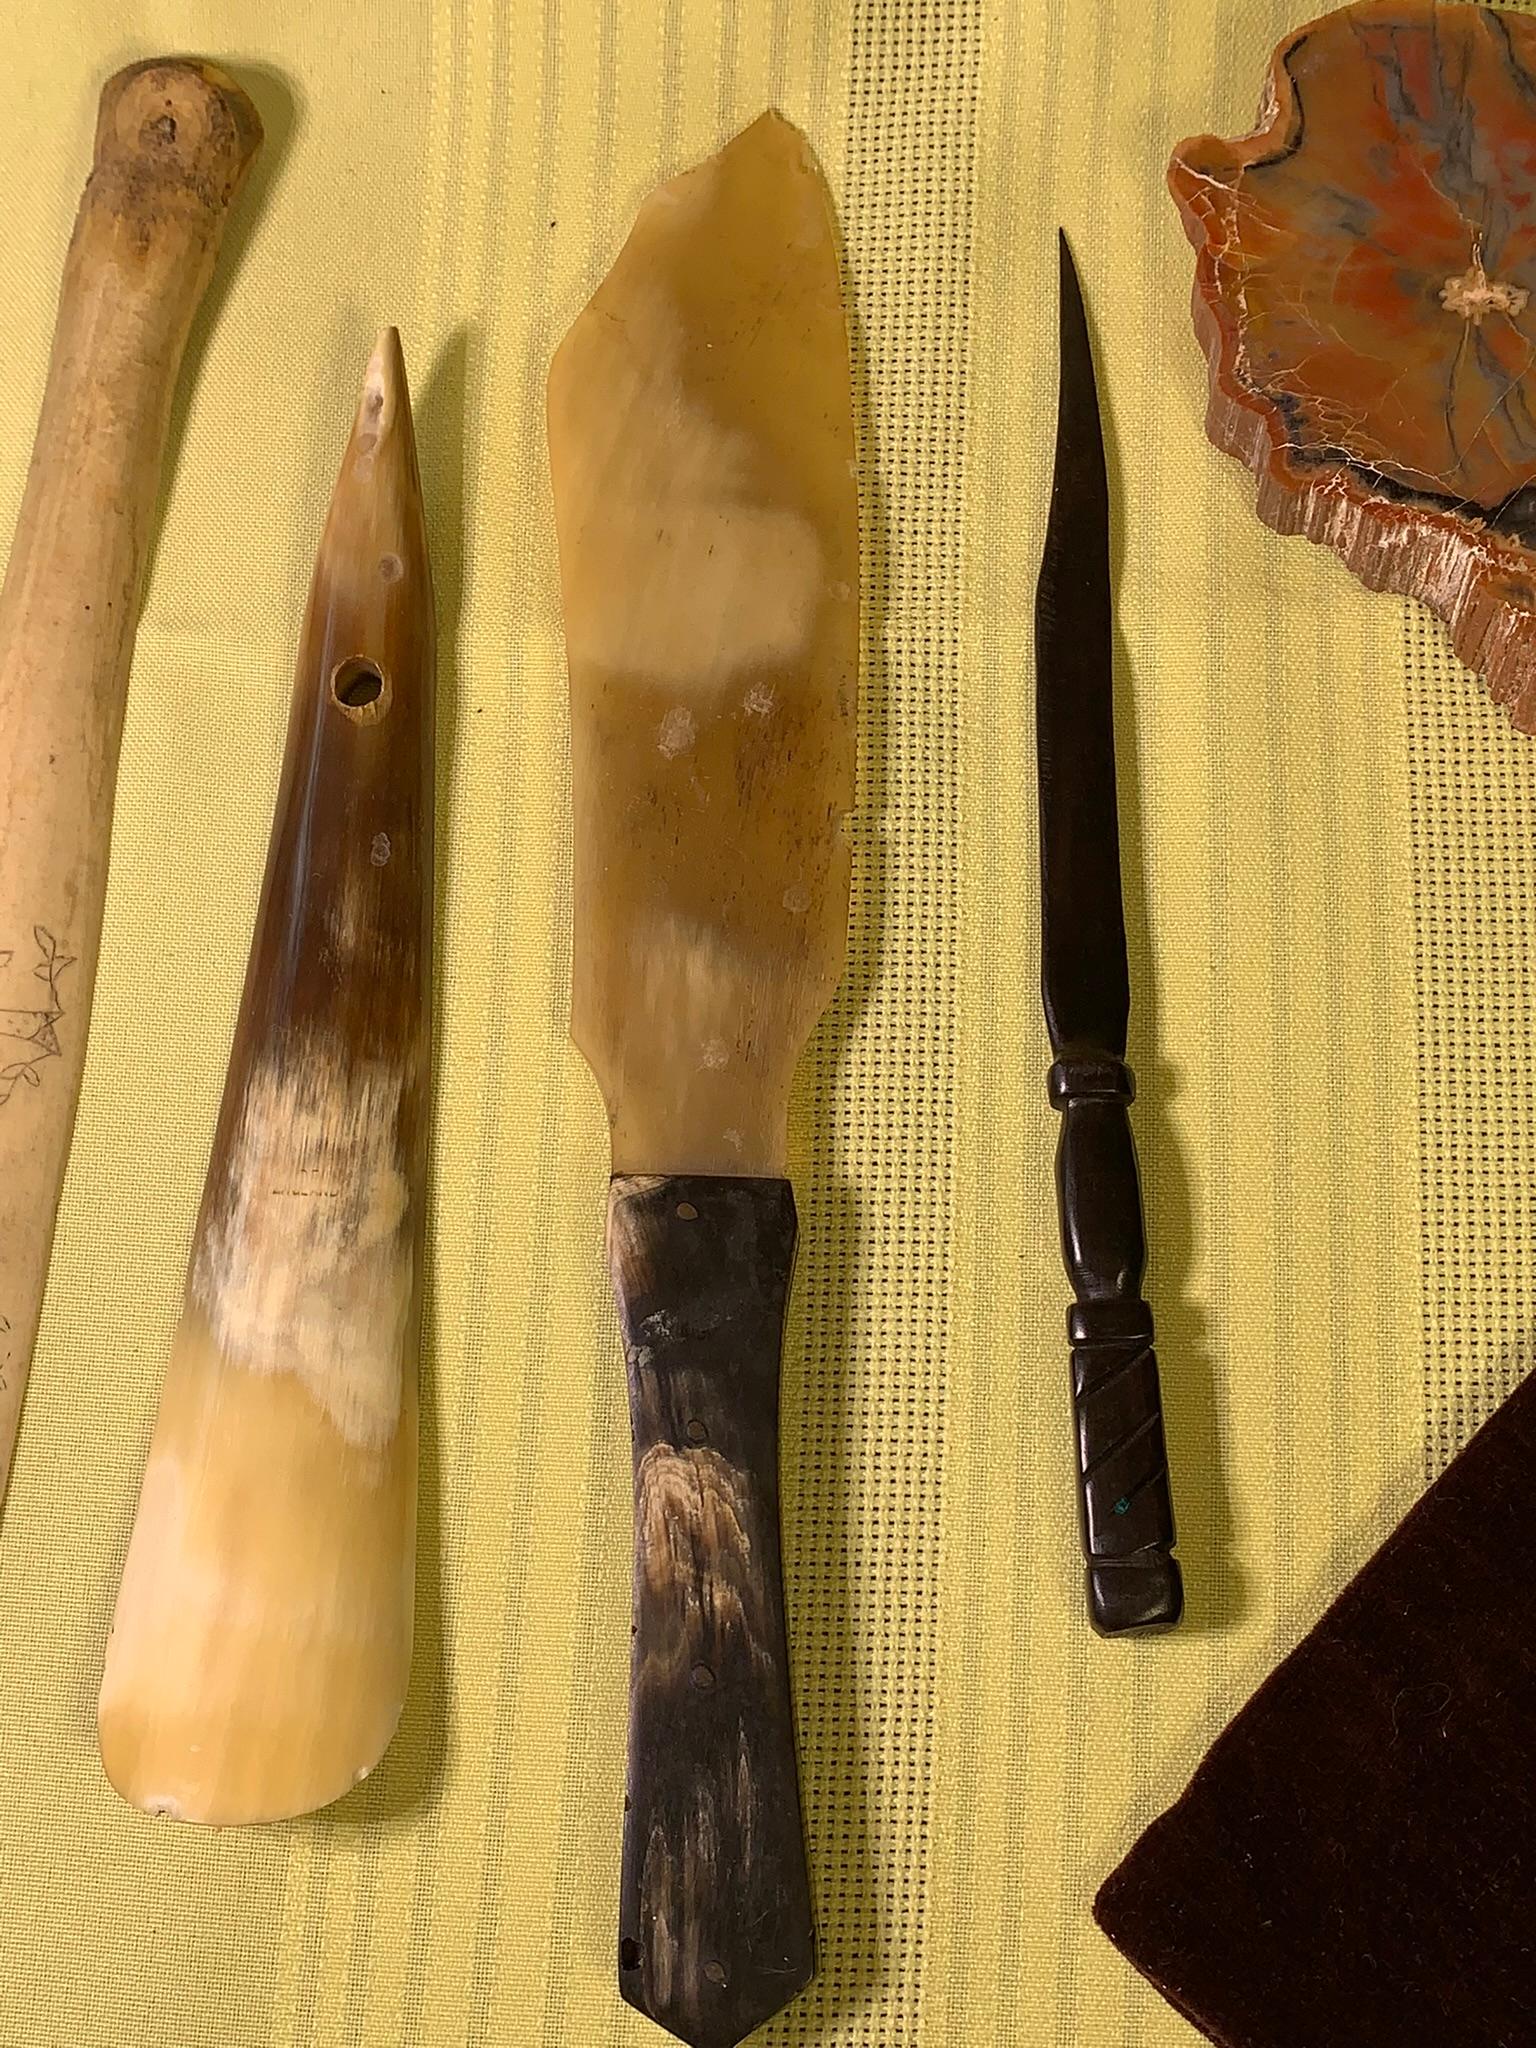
0;1;1525;2043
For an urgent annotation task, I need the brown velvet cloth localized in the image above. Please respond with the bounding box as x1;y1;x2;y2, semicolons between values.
1095;1368;1536;2047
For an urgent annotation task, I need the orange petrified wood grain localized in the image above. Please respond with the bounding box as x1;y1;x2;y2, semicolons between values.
1169;1;1536;730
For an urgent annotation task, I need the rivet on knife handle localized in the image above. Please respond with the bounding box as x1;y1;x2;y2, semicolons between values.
1035;232;1182;1636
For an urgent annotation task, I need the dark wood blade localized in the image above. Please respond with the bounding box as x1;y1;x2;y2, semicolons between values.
1035;229;1129;1061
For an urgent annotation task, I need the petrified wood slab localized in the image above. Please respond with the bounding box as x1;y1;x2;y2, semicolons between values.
1170;1;1536;731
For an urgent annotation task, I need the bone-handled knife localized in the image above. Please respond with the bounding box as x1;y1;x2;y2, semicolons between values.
1035;232;1183;1637
547;112;857;2048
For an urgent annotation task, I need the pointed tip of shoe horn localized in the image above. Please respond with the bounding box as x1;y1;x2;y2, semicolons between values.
317;327;431;602
356;325;408;439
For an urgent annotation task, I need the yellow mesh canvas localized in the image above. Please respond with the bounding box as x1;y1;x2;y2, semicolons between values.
0;1;1524;2042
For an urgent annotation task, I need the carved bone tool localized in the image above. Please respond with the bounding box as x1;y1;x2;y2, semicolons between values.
98;331;433;1824
548;111;857;2048
0;59;261;1508
1036;234;1182;1636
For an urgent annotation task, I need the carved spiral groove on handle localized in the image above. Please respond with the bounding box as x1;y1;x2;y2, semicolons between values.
1071;1300;1171;1553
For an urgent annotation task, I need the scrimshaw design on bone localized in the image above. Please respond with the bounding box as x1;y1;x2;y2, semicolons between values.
0;928;74;1107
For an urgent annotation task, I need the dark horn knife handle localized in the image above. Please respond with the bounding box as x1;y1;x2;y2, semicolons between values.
606;1173;814;2048
1048;1055;1183;1636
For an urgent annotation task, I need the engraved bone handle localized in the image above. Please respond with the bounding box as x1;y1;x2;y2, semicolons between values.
0;60;260;1493
607;1174;814;2048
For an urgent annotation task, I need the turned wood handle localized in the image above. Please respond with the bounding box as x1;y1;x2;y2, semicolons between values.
0;60;260;1491
1049;1055;1183;1636
607;1174;814;2048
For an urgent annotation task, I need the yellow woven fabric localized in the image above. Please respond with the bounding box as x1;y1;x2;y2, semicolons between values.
0;0;1525;2041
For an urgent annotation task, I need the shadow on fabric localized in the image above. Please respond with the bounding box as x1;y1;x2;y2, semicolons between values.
1099;342;1243;1638
778;276;896;2034
325;322;472;1828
